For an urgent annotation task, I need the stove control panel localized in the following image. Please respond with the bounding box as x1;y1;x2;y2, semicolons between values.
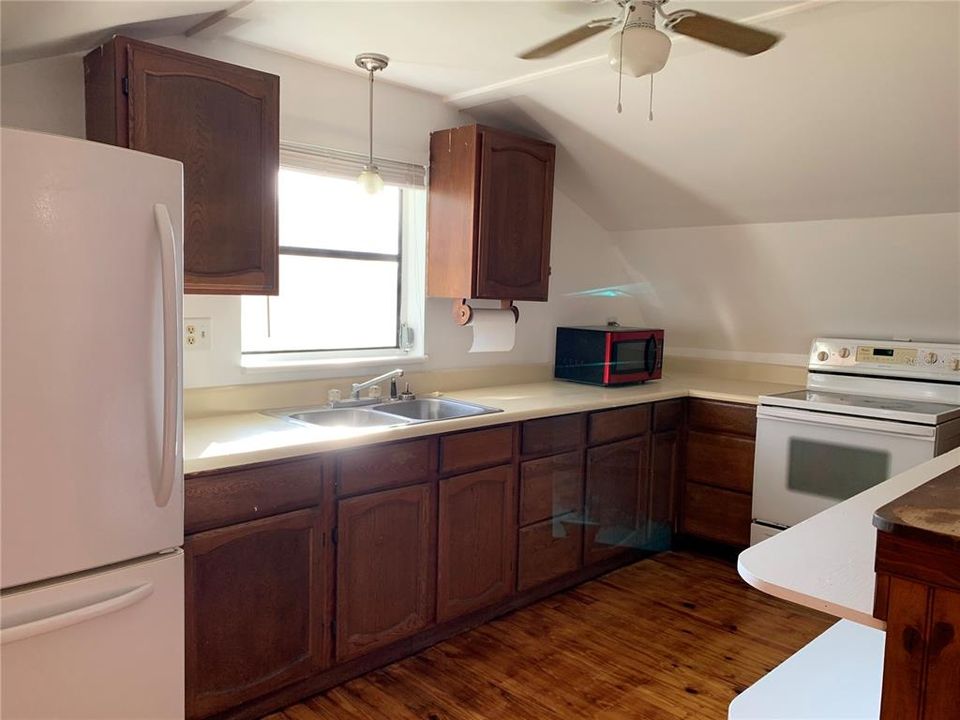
809;338;960;379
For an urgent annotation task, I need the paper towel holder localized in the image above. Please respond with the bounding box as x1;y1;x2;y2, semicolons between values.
454;299;520;326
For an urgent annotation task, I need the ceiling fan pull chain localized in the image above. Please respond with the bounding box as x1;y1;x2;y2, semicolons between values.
616;25;625;113
648;73;655;122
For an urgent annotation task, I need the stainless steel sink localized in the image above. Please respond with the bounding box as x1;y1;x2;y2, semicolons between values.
280;407;413;429
267;397;501;429
372;397;501;422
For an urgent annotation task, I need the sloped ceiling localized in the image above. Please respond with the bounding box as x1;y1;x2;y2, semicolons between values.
2;1;957;232
0;1;234;64
464;1;960;230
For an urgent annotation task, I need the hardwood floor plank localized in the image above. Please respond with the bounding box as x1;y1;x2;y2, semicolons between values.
271;552;831;719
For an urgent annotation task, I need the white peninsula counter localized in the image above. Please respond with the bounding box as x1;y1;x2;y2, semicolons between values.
729;446;960;720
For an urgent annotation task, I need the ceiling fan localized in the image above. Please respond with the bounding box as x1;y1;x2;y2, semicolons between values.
519;0;782;78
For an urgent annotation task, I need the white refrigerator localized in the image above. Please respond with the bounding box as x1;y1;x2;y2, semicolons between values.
1;128;185;719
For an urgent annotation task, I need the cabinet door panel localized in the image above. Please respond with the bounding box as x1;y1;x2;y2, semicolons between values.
923;587;960;720
185;509;324;719
685;430;755;493
126;42;278;294
437;465;516;622
681;482;751;546
519;451;583;526
588;405;651;446
336;484;435;662
583;436;647;564
518;514;582;592
649;430;681;549
476;129;555;301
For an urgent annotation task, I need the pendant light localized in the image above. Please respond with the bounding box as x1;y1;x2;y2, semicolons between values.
355;52;389;194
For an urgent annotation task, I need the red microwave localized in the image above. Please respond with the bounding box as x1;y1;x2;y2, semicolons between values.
554;326;664;386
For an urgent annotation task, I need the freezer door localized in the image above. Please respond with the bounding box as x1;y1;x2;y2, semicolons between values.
1;128;184;589
1;550;184;719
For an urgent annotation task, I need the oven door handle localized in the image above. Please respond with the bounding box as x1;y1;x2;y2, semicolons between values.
756;405;937;439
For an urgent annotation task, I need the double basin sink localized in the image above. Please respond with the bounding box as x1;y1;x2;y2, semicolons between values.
269;397;502;430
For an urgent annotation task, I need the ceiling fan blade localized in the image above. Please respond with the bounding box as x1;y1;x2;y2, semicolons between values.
668;12;781;56
518;20;615;60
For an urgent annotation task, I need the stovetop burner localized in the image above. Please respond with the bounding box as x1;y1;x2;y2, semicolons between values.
761;389;960;425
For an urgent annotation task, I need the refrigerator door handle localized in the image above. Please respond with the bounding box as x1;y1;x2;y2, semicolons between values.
153;203;181;508
1;583;154;645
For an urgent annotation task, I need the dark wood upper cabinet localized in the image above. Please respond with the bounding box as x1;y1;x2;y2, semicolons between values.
437;465;516;622
184;509;325;719
83;36;279;294
427;124;555;302
335;483;435;663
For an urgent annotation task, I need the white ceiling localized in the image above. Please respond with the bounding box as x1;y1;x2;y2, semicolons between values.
2;0;957;232
220;1;785;98
0;1;234;64
468;0;960;229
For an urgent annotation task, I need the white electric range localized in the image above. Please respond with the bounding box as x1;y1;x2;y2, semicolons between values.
751;337;960;545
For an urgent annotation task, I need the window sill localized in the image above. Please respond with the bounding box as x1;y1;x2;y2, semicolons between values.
240;352;429;374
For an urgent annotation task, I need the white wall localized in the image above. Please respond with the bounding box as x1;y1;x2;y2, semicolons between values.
0;38;626;388
4;28;958;386
1;53;85;136
609;213;960;362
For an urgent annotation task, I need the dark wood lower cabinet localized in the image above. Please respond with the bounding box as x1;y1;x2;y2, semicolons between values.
185;509;325;719
680;399;756;547
649;430;681;549
681;481;752;546
183;398;756;719
874;526;960;720
583;435;649;564
517;514;582;591
335;483;436;663
437;465;516;622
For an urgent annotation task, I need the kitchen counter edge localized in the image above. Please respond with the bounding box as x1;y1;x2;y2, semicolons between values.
184;374;799;475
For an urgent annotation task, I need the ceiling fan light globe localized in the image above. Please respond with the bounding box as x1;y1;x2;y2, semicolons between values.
608;26;671;77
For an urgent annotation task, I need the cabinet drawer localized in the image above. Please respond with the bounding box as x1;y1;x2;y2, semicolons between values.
185;458;322;534
521;414;584;456
688;399;757;437
519;451;583;526
517;515;582;592
686;431;755;493
682;482;751;547
337;438;431;497
440;425;514;475
653;399;686;433
588;405;651;445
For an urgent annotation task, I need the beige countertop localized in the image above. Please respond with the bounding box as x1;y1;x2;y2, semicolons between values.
184;373;801;474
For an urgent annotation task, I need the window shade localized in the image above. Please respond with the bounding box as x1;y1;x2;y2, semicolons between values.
280;141;426;189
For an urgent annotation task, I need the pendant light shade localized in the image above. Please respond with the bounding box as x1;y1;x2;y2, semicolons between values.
355;53;389;194
608;25;671;78
357;165;384;194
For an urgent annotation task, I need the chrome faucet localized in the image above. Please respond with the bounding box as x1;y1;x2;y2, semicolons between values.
351;369;404;401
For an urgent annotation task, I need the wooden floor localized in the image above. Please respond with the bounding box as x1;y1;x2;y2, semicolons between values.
265;552;832;720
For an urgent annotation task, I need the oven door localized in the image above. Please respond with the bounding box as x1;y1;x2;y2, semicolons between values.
752;405;936;530
606;333;661;384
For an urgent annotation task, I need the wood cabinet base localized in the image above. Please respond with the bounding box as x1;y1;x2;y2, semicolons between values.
203;550;645;720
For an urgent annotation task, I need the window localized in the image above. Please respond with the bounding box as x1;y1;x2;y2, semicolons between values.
241;146;426;367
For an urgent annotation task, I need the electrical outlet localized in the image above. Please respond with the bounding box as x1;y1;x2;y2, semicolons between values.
184;318;211;350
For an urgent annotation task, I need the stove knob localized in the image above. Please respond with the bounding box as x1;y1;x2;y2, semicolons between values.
925;352;939;365
816;351;829;362
838;347;851;359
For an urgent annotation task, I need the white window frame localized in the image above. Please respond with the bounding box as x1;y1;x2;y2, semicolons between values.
240;145;426;372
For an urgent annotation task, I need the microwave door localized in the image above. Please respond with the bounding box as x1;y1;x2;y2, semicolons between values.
611;338;655;380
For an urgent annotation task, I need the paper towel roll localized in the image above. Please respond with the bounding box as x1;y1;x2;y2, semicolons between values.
468;308;517;352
